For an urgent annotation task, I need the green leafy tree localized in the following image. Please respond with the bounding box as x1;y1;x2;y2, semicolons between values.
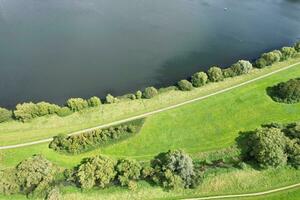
231;60;253;75
56;107;73;117
14;102;39;122
106;94;118;104
261;50;282;66
66;98;89;111
143;87;158;99
281;47;297;60
255;58;268;68
116;159;142;189
207;66;224;82
36;102;60;116
150;150;198;189
294;41;300;52
74;156;117;189
248;128;287;168
177;80;193;91
88;96;101;107
136;90;142;99
191;72;208;87
0;107;12;123
16;155;56;196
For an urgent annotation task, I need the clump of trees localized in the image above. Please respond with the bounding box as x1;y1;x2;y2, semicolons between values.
295;42;300;52
239;122;300;169
88;96;102;107
177;80;193;91
143;87;158;99
191;72;208;87
106;94;119;104
281;47;297;60
207;66;224;82
49;119;144;154
267;78;300;104
0;107;12;123
66;98;89;111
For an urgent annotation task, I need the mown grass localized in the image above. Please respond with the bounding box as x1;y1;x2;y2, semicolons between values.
0;58;300;146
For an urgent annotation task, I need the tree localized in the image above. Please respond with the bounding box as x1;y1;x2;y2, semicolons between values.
136;90;142;99
248;128;287;168
16;155;56;196
143;87;158;99
255;58;268;68
88;96;101;107
0;107;12;123
286;139;300;168
207;66;224;82
294;41;300;52
150;150;198;189
177;80;193;91
116;159;142;189
74;156;116;189
36;102;60;116
106;94;118;104
231;60;253;75
191;72;208;87
261;50;282;66
14;102;39;122
281;47;297;60
66;98;88;111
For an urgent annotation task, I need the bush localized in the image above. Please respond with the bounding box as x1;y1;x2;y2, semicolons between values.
87;96;101;107
222;68;236;78
150;150;198;189
286;139;300;168
255;58;268;68
143;87;158;99
177;80;193;91
106;94;118;104
295;41;300;52
191;72;208;87
36;102;60;116
16;155;56;196
73;156;117;189
116;159;142;189
231;60;253;75
0;107;12;123
56;107;73;117
136;91;142;99
267;78;300;104
49;119;144;154
281;47;297;60
14;102;39;122
247;127;288;168
207;66;224;82
66;98;88;112
260;50;282;66
0;169;19;195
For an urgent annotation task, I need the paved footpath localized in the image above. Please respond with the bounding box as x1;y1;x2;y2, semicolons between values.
1;61;300;150
183;183;300;200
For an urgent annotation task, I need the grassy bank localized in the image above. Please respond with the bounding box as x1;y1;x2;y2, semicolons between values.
0;58;300;146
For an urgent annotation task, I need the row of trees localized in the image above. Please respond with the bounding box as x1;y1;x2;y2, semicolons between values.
239;122;300;168
49;119;144;154
0;42;299;123
0;150;198;199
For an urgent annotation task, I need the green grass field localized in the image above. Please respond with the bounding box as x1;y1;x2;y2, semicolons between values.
0;58;299;146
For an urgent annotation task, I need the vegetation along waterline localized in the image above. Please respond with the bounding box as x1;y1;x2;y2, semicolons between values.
0;42;300;147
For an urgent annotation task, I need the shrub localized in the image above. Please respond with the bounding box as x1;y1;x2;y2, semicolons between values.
222;68;236;78
0;169;19;195
14;102;39;122
177;80;193;91
66;98;88;112
247;127;287;168
231;60;253;75
73;156;116;189
286;139;300;168
295;41;300;52
136;91;142;99
261;50;282;66
207;66;224;82
16;155;56;196
255;58;268;68
191;72;208;87
281;47;297;60
150;150;198;189
143;87;158;99
106;94;118;104
36;102;60;116
0;107;12;123
46;187;61;200
56;107;73;117
267;78;300;104
49;119;144;154
116;159;142;189
87;96;101;107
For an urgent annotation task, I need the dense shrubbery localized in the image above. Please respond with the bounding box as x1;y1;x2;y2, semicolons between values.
231;60;253;76
147;150;199;189
106;94;119;104
116;159;142;190
191;72;208;87
88;96;101;107
239;122;300;168
0;155;57;198
66;98;89;111
207;66;224;82
295;42;300;52
0;107;12;123
267;78;300;104
143;87;158;99
281;47;297;60
177;80;193;91
255;50;282;68
49;119;144;154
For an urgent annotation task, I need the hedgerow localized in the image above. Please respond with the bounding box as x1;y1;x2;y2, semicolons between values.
49;119;145;154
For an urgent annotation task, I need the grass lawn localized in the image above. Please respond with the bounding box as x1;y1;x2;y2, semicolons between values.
0;58;300;146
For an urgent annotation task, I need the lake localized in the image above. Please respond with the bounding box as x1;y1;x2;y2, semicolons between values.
0;0;299;108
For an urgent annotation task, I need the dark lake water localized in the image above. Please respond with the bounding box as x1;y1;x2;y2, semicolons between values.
0;0;300;108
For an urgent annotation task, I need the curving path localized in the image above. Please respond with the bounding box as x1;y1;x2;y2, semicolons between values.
1;61;300;150
183;183;300;200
